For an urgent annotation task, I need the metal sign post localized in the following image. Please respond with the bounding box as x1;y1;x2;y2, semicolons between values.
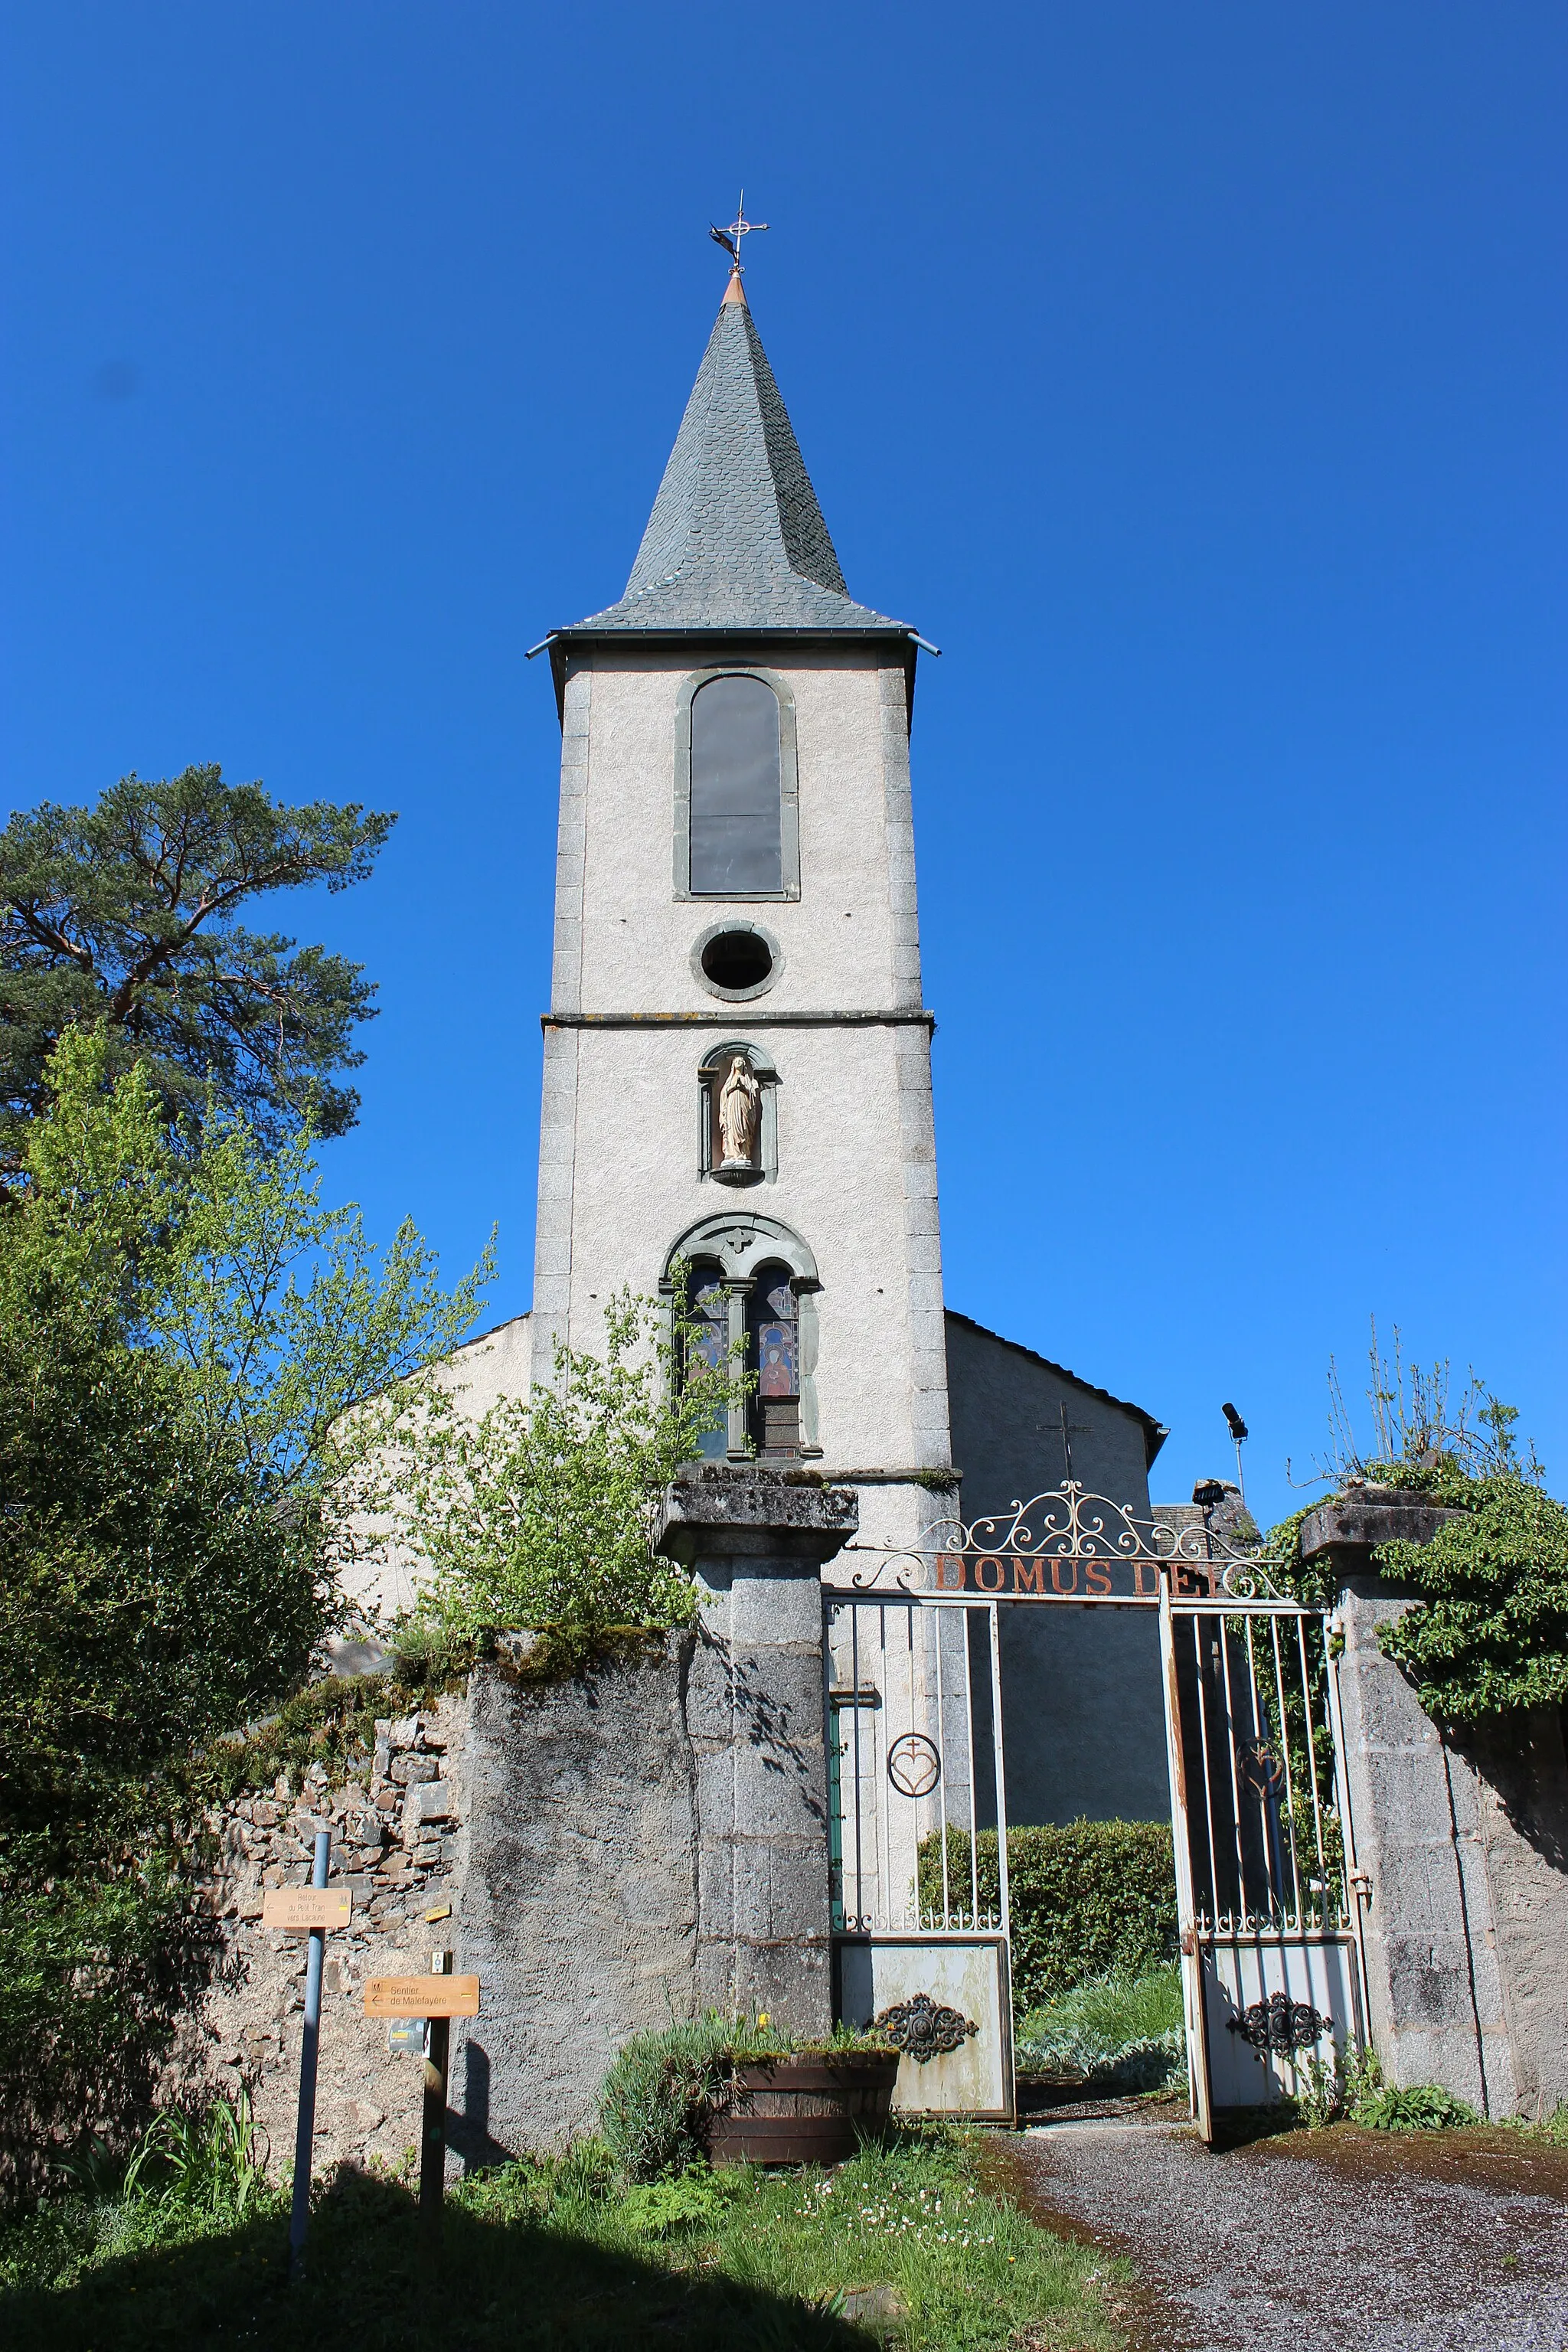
420;1950;453;2265
288;1830;332;2280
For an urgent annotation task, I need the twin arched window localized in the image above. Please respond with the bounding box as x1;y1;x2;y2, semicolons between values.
685;1259;802;1459
677;670;799;902
666;1215;819;1463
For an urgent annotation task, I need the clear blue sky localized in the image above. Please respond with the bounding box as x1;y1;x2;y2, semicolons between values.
2;4;1563;1526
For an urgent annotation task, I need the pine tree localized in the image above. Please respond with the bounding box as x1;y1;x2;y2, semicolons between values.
0;763;393;1168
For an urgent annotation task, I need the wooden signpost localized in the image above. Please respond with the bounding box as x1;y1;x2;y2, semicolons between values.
263;1887;353;1932
361;1971;481;2018
263;1843;479;2278
365;1955;481;2262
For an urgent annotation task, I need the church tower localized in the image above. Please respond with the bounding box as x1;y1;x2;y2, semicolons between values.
528;264;952;1552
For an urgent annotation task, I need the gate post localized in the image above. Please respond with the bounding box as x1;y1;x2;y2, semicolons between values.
1299;1488;1568;2116
655;1464;858;2039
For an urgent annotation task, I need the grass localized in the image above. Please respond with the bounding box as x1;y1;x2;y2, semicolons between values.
1504;2103;1568;2146
0;2125;1125;2350
1014;1964;1184;2093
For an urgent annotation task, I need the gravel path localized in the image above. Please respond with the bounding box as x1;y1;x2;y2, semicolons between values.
1010;2112;1568;2352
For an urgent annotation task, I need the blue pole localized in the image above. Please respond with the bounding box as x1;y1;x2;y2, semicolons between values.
289;1829;331;2279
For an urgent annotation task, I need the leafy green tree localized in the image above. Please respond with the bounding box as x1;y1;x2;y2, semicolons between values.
0;763;393;1171
371;1285;746;1642
0;1031;486;1853
0;1033;485;2179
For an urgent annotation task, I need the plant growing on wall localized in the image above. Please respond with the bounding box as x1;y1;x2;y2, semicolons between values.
370;1281;749;1642
1272;1323;1568;1724
1369;1463;1568;1723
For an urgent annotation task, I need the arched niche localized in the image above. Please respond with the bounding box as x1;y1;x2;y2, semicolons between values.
697;1040;779;1186
661;1213;821;1462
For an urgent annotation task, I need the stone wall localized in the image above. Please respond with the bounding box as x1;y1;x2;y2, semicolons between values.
456;1637;701;2160
184;1595;837;2176
1460;1706;1568;2117
181;1696;471;2179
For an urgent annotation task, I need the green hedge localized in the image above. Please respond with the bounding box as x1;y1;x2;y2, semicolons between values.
917;1820;1177;2007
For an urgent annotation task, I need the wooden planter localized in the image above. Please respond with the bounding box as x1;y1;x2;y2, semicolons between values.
709;2051;900;2167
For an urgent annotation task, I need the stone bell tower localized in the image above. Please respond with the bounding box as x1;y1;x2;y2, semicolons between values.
527;261;952;1558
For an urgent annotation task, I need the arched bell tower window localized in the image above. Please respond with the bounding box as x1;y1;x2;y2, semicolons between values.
662;1214;821;1462
674;668;800;903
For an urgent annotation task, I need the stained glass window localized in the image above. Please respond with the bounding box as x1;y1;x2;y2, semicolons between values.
748;1265;800;1456
685;1263;729;1460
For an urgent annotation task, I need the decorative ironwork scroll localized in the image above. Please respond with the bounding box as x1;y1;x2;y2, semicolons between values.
830;1479;1287;1602
1226;1991;1332;2054
874;1992;978;2063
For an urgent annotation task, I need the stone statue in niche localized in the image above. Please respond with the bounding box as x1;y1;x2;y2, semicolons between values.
717;1055;762;1171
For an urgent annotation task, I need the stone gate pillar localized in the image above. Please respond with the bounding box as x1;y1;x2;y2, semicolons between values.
655;1462;858;2039
1303;1488;1568;2118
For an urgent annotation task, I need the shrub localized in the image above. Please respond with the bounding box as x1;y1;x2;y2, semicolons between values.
375;1285;745;1644
599;2014;773;2181
918;1820;1177;2007
618;2169;746;2239
596;2013;890;2182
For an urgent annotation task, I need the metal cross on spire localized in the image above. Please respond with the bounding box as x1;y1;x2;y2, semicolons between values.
709;189;769;276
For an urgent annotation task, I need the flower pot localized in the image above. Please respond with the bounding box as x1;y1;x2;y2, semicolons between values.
709;2051;900;2166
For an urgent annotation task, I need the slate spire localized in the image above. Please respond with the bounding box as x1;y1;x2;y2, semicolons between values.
567;281;904;635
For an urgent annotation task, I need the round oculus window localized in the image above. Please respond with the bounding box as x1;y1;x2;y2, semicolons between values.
699;929;774;994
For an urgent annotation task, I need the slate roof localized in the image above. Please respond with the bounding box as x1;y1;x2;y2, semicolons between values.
558;279;912;639
945;1310;1170;1471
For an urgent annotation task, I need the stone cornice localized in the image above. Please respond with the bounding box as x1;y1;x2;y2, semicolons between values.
654;1462;858;1566
542;1009;936;1031
1299;1486;1461;1561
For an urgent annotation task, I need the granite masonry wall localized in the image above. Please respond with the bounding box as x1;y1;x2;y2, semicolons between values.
1304;1491;1568;2120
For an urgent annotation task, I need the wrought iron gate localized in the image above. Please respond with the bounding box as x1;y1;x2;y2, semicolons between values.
828;1481;1370;2140
825;1594;1014;2122
1158;1577;1368;2140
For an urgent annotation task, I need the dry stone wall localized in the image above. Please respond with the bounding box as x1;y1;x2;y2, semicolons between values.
180;1695;470;2180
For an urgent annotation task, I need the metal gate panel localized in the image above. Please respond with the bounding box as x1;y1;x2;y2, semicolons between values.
838;1936;1012;2120
827;1478;1374;2138
1159;1579;1369;2139
1200;1934;1364;2106
825;1595;1013;2122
